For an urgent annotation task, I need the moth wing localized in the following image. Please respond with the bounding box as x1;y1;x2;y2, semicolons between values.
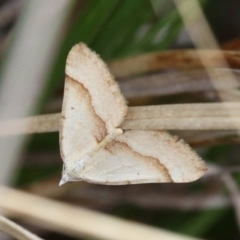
80;130;207;184
60;43;127;168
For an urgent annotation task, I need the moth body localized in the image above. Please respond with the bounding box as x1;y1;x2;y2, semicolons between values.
59;43;207;185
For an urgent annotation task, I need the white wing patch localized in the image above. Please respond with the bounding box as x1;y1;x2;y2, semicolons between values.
59;43;207;185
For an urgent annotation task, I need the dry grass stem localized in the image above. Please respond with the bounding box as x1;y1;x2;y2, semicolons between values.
0;103;239;136
0;1;238;239
109;50;240;78
0;113;60;137
0;186;201;240
126;103;240;119
174;0;240;133
0;0;73;185
45;69;240;111
172;3;240;231
120;69;240;99
0;214;44;240
122;117;240;130
171;5;240;231
123;103;240;130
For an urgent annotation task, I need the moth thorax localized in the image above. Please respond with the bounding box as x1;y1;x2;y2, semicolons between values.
99;128;123;148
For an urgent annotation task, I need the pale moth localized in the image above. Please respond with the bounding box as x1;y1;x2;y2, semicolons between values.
59;43;207;185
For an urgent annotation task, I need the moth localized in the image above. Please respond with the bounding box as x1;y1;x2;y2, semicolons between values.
59;43;207;185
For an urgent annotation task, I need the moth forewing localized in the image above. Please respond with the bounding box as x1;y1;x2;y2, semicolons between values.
65;43;127;129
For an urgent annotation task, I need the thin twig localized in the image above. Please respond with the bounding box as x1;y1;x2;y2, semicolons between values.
0;186;201;240
0;214;44;240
